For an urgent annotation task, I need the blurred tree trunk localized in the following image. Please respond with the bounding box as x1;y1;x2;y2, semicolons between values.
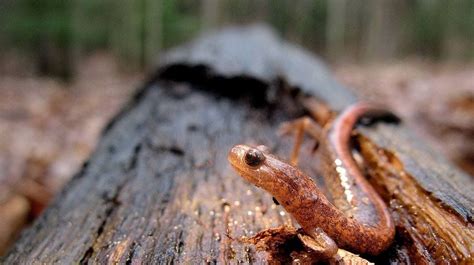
289;0;311;44
363;0;404;61
345;1;364;59
441;0;471;61
364;0;384;61
110;1;122;65
143;0;162;68
326;0;347;60
70;0;82;77
130;0;142;69
36;1;73;80
254;0;269;22
201;0;219;31
113;0;142;69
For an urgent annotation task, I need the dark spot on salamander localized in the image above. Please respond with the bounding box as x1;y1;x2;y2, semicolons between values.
358;112;401;126
273;197;280;205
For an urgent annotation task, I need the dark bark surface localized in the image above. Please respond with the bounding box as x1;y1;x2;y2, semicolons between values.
3;25;473;264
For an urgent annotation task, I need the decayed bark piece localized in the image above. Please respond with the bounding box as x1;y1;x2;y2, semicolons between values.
3;25;473;264
244;226;372;264
356;133;473;263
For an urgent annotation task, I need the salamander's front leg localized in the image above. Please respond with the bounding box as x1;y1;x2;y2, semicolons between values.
298;228;338;260
279;117;324;166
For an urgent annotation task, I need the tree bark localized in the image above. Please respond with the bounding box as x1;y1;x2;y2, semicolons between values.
3;25;472;264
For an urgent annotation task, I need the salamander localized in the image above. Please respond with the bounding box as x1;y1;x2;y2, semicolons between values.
228;102;398;255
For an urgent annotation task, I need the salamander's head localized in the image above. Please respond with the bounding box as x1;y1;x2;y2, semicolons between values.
228;144;282;189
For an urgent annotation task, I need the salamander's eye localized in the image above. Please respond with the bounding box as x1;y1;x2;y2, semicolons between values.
244;148;265;167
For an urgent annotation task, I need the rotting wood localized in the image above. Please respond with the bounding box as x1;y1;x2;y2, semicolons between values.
356;133;473;263
243;226;372;264
2;25;473;264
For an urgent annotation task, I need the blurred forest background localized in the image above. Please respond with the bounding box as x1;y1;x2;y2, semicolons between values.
1;0;473;256
1;0;473;78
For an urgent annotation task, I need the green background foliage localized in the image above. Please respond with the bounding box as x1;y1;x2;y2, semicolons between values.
0;0;472;77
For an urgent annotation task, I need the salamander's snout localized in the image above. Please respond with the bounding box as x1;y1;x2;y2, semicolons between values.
228;144;247;167
228;144;266;169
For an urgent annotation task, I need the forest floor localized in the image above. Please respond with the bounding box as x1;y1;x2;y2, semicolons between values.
0;52;473;254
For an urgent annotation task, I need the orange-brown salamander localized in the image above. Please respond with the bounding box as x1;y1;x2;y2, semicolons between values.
228;102;398;256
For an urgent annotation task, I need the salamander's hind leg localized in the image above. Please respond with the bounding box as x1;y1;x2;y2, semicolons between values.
279;117;324;166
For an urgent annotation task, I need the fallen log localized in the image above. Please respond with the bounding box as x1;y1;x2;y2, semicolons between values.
3;25;473;264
